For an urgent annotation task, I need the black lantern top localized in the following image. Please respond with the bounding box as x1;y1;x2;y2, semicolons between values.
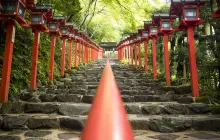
0;0;27;24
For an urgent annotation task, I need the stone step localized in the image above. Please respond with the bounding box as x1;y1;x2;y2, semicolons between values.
1;129;220;140
1;102;218;116
20;93;188;103
1;114;220;132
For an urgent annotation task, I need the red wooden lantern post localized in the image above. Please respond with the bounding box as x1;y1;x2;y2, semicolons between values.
68;28;75;69
73;27;78;67
170;0;206;97
131;33;138;66
137;28;143;68
212;0;220;18
89;42;92;61
117;46;120;60
29;4;52;89
91;44;94;61
129;40;133;64
146;21;159;80
141;28;149;72
0;0;28;102
60;23;73;75
81;34;85;63
153;13;176;86
78;32;83;64
48;16;65;80
85;38;89;63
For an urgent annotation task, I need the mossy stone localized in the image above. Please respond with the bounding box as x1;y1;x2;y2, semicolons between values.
195;96;210;104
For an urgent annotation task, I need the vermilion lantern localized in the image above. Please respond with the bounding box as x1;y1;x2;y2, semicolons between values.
153;13;176;34
170;0;206;97
212;0;220;18
137;34;142;41
149;26;158;36
152;13;176;86
142;31;148;40
48;16;66;35
30;4;52;31
170;0;205;30
0;0;26;24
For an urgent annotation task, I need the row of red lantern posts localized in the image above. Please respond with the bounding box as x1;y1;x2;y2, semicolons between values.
0;0;104;103
116;0;220;98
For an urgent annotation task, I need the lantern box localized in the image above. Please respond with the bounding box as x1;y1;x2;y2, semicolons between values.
131;32;137;43
48;16;66;35
137;34;142;42
149;26;158;36
74;34;79;41
0;0;26;24
153;13;176;34
73;27;78;35
142;31;149;40
170;0;205;30
60;23;73;38
68;31;74;40
60;26;68;37
211;0;220;18
30;5;52;31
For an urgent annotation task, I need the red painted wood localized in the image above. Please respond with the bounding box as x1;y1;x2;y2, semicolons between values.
30;31;40;89
135;45;137;66
187;26;199;97
88;47;91;61
79;41;82;64
0;22;16;103
81;43;84;63
138;43;142;68
49;35;56;81
68;39;73;69
164;34;171;86
131;45;134;65
61;38;66;75
144;40;148;72
81;60;134;140
74;41;78;67
152;37;157;80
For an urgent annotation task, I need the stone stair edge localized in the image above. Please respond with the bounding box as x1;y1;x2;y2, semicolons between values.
1;114;220;133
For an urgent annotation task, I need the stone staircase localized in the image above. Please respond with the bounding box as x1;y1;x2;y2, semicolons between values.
0;59;220;140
